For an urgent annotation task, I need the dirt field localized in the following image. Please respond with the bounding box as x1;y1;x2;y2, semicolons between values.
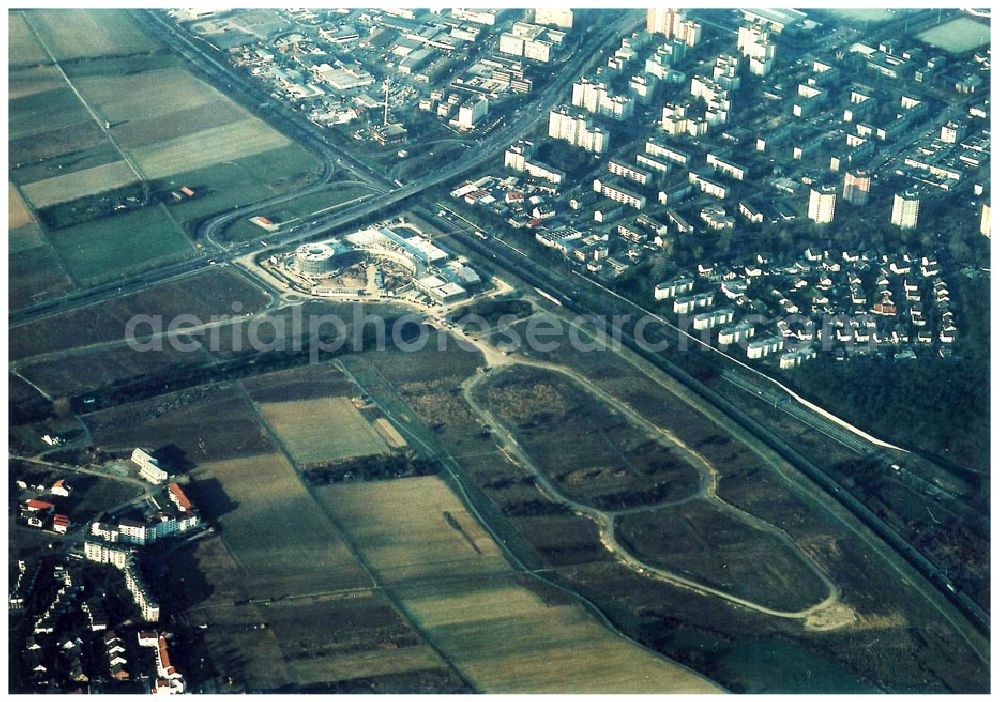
480;367;702;509
23;9;159;60
10;267;269;360
257;397;390;467
917;16;991;54
10;120;108;167
84;385;276;464
132;119;289;179
316;477;720;693
9;244;76;310
8;182;35;229
18;341;215;397
241;364;358;403
616;500;830;612
20;160;137;208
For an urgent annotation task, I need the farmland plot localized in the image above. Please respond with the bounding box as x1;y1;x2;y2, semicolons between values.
317;477;720;693
256;397;390;467
193;452;371;599
24;9;159;60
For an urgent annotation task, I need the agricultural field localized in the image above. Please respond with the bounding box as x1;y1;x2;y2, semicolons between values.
616;501;831;612
8;10;322;297
8;11;51;67
917;17;991;54
9;267;270;360
46;205;193;284
20;160;138;209
316;477;720;693
8;64;62;100
84;384;276;465
190;452;371;598
256;397;390;467
9;245;76;311
21;9;160;61
8;182;35;230
132;118;289;179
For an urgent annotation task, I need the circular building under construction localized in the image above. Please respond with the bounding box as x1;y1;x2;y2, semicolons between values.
293;241;362;277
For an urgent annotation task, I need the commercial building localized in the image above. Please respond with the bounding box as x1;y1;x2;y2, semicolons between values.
455;96;488;129
293;240;362;277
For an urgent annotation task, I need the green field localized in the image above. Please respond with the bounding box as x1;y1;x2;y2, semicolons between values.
225;185;374;241
46;204;194;284
917;17;991;54
158;144;324;231
9;87;91;141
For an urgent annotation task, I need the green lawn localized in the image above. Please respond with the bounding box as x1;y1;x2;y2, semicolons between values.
225;185;373;242
48;204;194;285
155;144;323;233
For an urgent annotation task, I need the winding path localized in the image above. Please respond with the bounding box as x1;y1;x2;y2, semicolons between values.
454;330;852;627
